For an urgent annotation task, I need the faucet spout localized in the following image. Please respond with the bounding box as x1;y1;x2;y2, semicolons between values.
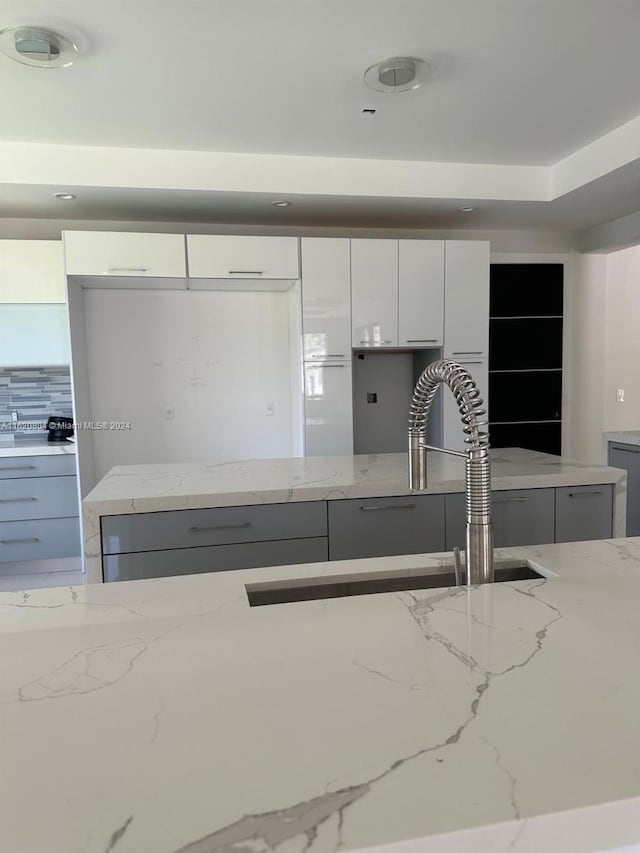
408;359;494;585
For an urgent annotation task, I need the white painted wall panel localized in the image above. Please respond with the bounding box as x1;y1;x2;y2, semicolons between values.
83;290;297;480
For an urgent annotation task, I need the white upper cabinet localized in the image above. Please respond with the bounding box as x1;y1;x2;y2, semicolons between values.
304;360;354;456
63;232;187;282
398;240;444;348
443;241;490;359
442;357;489;452
0;241;66;303
187;236;300;284
301;238;351;361
351;239;398;348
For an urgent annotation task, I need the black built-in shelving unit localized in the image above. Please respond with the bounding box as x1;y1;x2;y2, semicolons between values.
489;264;563;455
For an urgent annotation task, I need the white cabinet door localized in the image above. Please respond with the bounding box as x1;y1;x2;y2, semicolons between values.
444;241;490;359
398;240;444;347
0;304;70;366
187;236;300;280
63;232;186;279
0;241;66;303
301;238;351;361
351;239;398;348
442;358;489;452
304;361;353;456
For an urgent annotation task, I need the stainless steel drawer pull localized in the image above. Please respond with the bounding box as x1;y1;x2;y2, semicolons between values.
311;354;345;359
0;465;36;471
359;340;393;345
0;496;37;504
228;270;263;275
1;537;40;545
316;364;345;368
107;267;149;274
360;503;417;512
189;522;251;532
617;447;640;454
494;496;528;503
567;491;603;498
457;361;482;365
452;351;483;356
406;339;438;343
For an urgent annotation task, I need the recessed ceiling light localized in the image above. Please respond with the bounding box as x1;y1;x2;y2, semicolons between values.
459;206;477;213
364;57;429;93
0;26;78;68
53;192;76;200
272;200;291;208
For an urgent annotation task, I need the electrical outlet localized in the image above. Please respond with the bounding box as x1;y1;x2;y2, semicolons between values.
617;388;625;403
164;404;175;420
266;402;275;416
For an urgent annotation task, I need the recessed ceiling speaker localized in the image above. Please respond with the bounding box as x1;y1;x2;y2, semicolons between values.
0;26;78;67
364;56;429;93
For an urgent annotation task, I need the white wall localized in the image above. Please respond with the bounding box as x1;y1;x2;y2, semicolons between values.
602;245;640;433
83;289;298;481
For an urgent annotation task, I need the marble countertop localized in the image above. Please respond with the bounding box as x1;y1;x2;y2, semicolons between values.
2;537;640;852
84;448;625;516
604;430;640;447
0;439;76;458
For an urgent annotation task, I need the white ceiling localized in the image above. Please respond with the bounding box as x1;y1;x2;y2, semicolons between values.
2;0;640;237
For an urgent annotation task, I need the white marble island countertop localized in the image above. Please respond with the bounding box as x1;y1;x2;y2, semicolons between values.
3;537;640;852
84;447;625;516
0;438;76;458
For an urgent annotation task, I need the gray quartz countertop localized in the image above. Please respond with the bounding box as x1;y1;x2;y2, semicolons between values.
604;430;640;447
3;537;640;852
0;439;76;458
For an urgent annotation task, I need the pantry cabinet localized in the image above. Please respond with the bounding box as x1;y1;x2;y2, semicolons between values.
398;240;444;347
443;241;490;359
301;238;351;361
351;239;398;348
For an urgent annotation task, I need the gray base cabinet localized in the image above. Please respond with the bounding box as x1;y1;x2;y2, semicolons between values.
328;495;445;560
555;485;613;543
608;442;640;536
99;484;615;582
445;488;555;550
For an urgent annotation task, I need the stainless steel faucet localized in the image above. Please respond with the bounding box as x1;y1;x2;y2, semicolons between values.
408;359;494;585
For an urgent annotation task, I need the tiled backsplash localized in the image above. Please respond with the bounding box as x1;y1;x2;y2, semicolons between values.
0;367;73;438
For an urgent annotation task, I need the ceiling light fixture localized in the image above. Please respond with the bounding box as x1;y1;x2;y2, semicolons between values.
459;206;477;213
272;200;291;208
53;192;76;200
364;57;429;93
0;26;78;68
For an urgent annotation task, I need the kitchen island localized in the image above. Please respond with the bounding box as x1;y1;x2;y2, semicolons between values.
82;448;627;584
2;537;640;852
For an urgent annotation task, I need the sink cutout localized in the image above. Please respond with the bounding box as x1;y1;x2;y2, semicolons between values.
246;560;544;607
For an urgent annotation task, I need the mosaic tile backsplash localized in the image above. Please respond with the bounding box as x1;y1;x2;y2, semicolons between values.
0;367;73;438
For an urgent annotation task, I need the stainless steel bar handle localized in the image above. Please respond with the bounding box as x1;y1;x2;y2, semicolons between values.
494;496;528;503
107;267;149;274
310;354;345;359
406;339;438;343
568;491;603;498
451;351;483;356
359;340;392;345
617;447;640;454
1;537;40;545
456;361;483;365
316;364;345;368
0;465;36;472
189;522;251;532
228;270;263;275
360;503;416;512
0;496;37;504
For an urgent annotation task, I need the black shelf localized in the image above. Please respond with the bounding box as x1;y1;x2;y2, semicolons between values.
489;264;563;455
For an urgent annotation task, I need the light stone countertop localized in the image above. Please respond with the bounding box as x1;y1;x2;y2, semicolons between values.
604;430;640;448
81;448;628;584
2;537;640;852
0;439;76;458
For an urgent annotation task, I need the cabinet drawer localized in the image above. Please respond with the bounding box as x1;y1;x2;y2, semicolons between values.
555;485;613;543
0;476;78;522
187;236;300;280
64;231;187;278
0;517;80;562
328;495;445;560
103;537;328;582
0;454;76;480
102;501;327;555
445;488;555;549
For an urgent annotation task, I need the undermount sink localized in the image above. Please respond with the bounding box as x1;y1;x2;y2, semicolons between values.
246;560;546;607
